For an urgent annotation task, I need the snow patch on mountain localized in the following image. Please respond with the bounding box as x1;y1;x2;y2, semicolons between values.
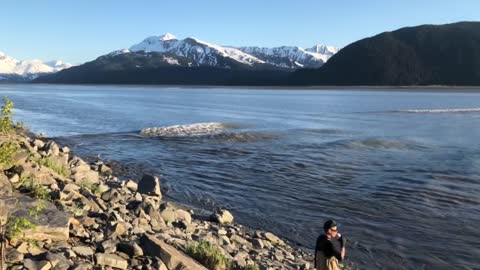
306;45;339;56
238;46;336;68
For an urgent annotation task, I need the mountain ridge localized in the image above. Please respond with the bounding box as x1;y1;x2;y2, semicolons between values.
291;21;480;86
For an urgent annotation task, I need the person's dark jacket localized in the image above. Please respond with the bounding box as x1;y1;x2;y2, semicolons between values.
314;234;342;268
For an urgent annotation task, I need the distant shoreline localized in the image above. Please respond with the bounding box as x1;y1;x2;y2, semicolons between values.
4;82;480;92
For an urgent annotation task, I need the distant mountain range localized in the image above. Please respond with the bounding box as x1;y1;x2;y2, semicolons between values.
124;33;338;70
33;34;338;85
34;22;480;86
0;52;71;82
292;21;480;86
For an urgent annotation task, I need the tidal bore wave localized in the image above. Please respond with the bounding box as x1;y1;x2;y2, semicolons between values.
140;122;226;137
140;122;275;143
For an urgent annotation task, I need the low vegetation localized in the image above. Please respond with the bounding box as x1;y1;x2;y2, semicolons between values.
0;96;14;133
34;157;71;178
5;201;44;240
6;216;36;240
18;175;52;201
186;241;259;270
0;141;20;168
79;182;101;195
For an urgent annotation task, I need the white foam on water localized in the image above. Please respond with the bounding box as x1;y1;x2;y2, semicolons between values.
399;108;480;113
140;122;226;137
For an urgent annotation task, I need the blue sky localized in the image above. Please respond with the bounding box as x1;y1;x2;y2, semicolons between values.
2;0;479;64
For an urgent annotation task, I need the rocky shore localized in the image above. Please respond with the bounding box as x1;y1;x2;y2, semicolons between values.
0;129;314;269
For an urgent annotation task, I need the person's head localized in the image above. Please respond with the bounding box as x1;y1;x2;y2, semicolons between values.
323;219;339;238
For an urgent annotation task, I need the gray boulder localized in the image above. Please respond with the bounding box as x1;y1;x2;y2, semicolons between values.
137;174;161;197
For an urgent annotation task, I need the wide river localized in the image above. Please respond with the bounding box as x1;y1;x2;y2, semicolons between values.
2;84;479;270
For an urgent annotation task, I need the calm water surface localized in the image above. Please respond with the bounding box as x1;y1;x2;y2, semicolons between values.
2;84;480;270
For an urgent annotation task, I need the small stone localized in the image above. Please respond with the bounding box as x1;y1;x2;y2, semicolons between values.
159;202;177;224
72;246;94;257
99;164;113;175
110;222;128;238
230;235;249;245
125;180;138;192
72;263;92;270
9;174;20;183
211;209;234;224
220;235;231;245
6;248;24;263
233;252;248;267
149;211;167;231
64;249;77;259
28;245;46;256
274;251;284;262
252;238;265;249
264;232;285;246
153;261;168;270
45;141;60;156
80;216;97;227
45;252;72;270
34;139;45;148
101;188;121;202
16;242;29;253
95;253;128;270
100;239;118;253
117;241;144;257
175;209;192;224
24;259;52;270
217;229;227;236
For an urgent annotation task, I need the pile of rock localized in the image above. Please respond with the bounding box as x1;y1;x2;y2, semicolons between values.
0;133;313;269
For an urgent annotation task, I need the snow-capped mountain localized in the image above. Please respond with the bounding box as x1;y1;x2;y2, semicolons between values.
119;33;338;70
0;51;72;81
128;33;266;69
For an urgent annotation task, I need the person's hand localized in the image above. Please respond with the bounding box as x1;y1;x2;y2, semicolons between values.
339;235;347;247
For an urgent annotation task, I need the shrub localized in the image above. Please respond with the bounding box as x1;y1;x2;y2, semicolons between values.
30;185;52;201
0;141;20;168
0;96;14;133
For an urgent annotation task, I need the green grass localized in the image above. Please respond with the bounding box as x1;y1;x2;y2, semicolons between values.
6;216;36;240
35;157;71;178
79;182;101;195
186;241;260;270
17;175;52;201
186;241;230;270
6;202;46;240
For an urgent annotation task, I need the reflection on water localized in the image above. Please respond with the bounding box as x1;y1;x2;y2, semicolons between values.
3;84;480;270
